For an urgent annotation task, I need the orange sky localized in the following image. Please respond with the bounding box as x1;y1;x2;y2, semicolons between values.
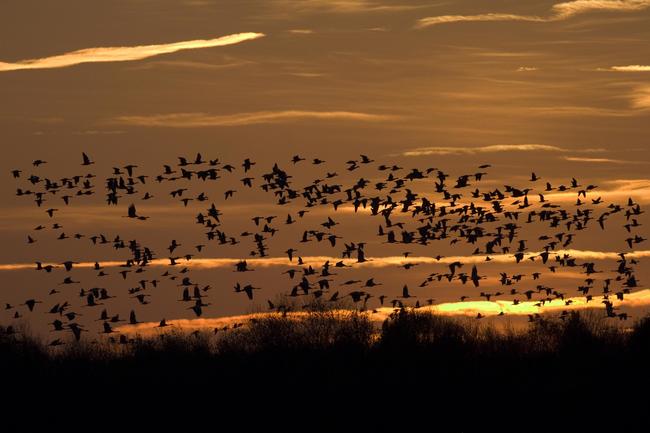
0;0;648;337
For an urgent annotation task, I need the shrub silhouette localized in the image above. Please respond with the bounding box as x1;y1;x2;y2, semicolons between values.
216;310;374;355
379;308;476;352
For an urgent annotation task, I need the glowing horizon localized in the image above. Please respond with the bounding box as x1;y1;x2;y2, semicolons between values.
116;289;650;336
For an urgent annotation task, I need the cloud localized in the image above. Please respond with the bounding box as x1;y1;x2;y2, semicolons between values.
416;13;544;28
2;250;648;272
113;110;398;127
117;314;268;335
563;156;637;163
542;178;650;203
0;32;265;72
72;130;126;136
288;29;314;34
402;144;566;156
117;289;650;335
603;179;650;201
527;106;637;117
428;288;650;317
129;59;255;71
632;85;650;108
415;0;650;28
609;65;650;72
552;0;650;18
517;66;539;72
272;0;426;14
288;72;326;78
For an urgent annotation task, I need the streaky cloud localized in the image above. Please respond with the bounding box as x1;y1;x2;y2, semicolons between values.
527;105;638;117
610;65;650;72
402;144;566;156
416;0;650;28
552;0;650;18
428;288;650;317
287;29;314;34
114;110;398;127
545;179;650;203
129;59;255;71
416;13;544;28
272;0;428;14
563;156;637;163
2;250;648;272
0;32;265;72
632;85;650;108
517;66;539;72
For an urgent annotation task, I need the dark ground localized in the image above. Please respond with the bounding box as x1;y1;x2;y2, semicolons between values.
2;309;648;432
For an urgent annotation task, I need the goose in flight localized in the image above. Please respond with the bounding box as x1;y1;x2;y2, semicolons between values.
129;310;140;325
22;299;42;312
125;203;148;220
470;265;483;288
400;285;413;299
242;284;260;300
156;319;172;328
102;322;116;334
285;248;296;262
82;152;94;166
69;323;85;341
242;158;255;172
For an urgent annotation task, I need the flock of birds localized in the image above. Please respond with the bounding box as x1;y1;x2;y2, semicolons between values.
4;151;646;345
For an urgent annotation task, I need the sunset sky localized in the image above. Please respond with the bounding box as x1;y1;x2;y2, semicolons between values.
1;0;649;335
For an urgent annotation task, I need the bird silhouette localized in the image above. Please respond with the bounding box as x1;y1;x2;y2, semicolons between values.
82;152;94;166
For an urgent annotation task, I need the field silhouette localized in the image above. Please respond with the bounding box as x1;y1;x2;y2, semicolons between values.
3;308;649;431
